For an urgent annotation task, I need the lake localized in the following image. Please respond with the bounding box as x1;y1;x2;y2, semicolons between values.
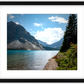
7;50;59;70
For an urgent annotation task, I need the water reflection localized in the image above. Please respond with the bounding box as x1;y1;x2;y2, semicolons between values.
7;50;59;70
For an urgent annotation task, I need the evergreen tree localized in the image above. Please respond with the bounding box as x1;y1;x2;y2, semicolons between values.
60;14;77;52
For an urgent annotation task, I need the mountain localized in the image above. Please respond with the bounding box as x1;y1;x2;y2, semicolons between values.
37;40;49;46
49;38;63;49
7;21;44;50
38;38;63;49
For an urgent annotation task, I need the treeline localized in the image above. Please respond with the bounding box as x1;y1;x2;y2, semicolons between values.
60;14;77;52
43;46;59;50
56;14;77;70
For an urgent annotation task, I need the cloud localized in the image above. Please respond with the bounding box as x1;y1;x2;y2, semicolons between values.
34;23;43;26
15;22;19;25
48;16;68;24
48;16;56;20
34;27;64;44
7;14;14;19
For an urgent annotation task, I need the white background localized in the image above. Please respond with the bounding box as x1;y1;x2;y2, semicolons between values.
0;5;84;79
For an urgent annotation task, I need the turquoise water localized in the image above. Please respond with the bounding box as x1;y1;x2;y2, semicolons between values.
7;50;59;70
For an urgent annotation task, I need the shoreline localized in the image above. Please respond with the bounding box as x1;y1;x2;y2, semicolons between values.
43;54;58;70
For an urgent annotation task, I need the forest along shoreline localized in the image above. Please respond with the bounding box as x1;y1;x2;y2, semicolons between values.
43;53;59;70
43;43;77;70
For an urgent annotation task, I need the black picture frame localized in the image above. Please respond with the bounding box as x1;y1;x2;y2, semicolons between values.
0;1;84;82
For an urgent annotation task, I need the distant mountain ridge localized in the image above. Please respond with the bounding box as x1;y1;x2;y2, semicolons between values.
7;21;44;50
38;38;63;49
49;38;63;49
37;40;49;46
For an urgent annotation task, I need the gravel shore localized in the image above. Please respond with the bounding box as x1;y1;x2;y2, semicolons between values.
43;55;58;70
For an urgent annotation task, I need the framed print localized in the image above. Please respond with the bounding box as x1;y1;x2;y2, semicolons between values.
0;1;84;82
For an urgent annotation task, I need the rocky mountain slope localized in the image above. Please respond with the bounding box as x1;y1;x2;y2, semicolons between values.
7;21;44;50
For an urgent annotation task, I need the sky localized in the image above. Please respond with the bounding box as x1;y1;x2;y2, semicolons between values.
7;14;70;44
